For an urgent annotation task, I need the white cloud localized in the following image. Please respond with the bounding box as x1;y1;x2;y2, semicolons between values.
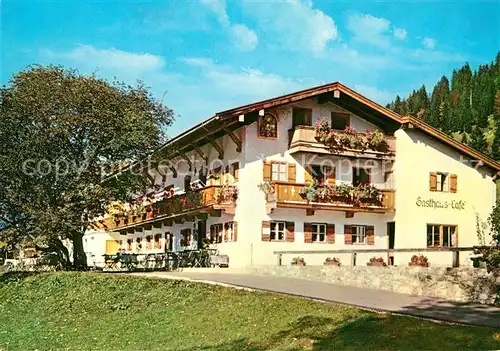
41;45;165;72
242;0;338;53
181;57;305;101
231;24;258;51
347;13;391;47
353;84;398;105
200;0;229;25
393;27;407;40
422;37;437;49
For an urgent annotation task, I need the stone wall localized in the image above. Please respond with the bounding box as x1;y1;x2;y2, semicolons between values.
243;265;500;305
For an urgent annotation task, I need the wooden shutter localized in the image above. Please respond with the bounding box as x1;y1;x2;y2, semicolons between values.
304;166;313;183
366;225;375;245
232;162;239;181
286;222;295;242
450;174;457;193
325;166;336;185
262;221;271;241
327;224;335;243
233;221;238;242
429;172;437;191
304;222;313;243
263;161;271;181
344;225;352;245
224;223;229;242
288;163;296;182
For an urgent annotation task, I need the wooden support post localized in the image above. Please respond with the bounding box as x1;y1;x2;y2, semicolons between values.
277;253;282;266
195;147;208;165
168;165;177;178
209;140;224;160
223;127;242;153
452;251;460;268
351;252;357;266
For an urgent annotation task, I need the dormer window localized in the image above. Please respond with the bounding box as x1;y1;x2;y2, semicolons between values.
259;112;278;138
292;108;312;128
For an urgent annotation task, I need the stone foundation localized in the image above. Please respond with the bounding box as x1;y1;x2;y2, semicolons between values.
243;265;500;305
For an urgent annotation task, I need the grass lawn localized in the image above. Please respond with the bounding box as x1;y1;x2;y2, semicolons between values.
1;272;500;350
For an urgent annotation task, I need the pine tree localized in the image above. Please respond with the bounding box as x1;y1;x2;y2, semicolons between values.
429;76;451;129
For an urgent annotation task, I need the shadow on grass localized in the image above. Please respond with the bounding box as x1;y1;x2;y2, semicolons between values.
183;313;500;351
398;297;500;328
0;271;42;284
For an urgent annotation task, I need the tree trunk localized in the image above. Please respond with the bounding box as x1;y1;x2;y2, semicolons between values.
72;231;87;270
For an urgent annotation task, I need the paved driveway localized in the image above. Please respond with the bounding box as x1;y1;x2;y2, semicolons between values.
140;271;500;328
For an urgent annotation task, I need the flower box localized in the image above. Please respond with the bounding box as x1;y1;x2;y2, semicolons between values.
367;257;387;267
408;262;430;267
324;258;341;266
291;257;306;266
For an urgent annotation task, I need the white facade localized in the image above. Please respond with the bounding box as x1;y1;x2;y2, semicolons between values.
85;87;499;269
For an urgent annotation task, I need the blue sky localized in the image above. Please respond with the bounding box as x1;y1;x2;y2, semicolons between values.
2;0;499;136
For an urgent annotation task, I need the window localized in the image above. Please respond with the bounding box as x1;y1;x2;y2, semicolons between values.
210;224;223;244
331;112;350;130
353;168;370;186
225;222;235;242
352;225;366;244
135;237;142;251
292;108;312;127
270;221;286;241
271;162;287;181
427;224;457;248
180;228;191;247
231;162;239;182
184;175;192;191
126;239;133;251
312;223;327;242
436;172;449;192
146;235;153;250
259;112;278;138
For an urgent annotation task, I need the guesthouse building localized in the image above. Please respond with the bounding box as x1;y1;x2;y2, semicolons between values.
85;82;500;268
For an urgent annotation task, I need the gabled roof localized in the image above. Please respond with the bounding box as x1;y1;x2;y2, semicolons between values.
116;81;499;177
215;81;500;173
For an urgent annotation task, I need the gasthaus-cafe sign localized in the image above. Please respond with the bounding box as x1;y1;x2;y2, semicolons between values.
416;197;466;210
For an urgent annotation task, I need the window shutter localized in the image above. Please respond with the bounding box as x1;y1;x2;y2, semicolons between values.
450;174;457;193
344;225;352;245
224;223;229;242
366;225;375;245
288;163;296;182
233;221;238;242
262;221;271;241
286;222;295;242
327;224;335;243
304;166;313;183
304;222;313;243
429;172;437;191
325;166;336;185
263;161;271;181
232;162;239;181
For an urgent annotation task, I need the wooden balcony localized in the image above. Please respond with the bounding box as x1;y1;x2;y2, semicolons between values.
267;181;395;213
288;126;395;160
99;185;237;232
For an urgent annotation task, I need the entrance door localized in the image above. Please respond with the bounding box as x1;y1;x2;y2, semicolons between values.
388;222;395;249
387;222;395;266
197;220;207;248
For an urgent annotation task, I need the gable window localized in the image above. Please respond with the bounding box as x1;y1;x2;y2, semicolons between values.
430;172;457;193
427;224;457;248
353;168;370;186
312;223;327;242
259;112;278;138
292;108;312;128
352;225;366;244
271;162;287;181
270;221;286;241
331;112;350;130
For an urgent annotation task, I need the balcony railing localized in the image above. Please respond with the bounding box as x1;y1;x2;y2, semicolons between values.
267;181;395;213
103;185;237;231
288;126;396;159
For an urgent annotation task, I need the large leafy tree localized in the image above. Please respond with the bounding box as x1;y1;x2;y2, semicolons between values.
0;65;174;269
